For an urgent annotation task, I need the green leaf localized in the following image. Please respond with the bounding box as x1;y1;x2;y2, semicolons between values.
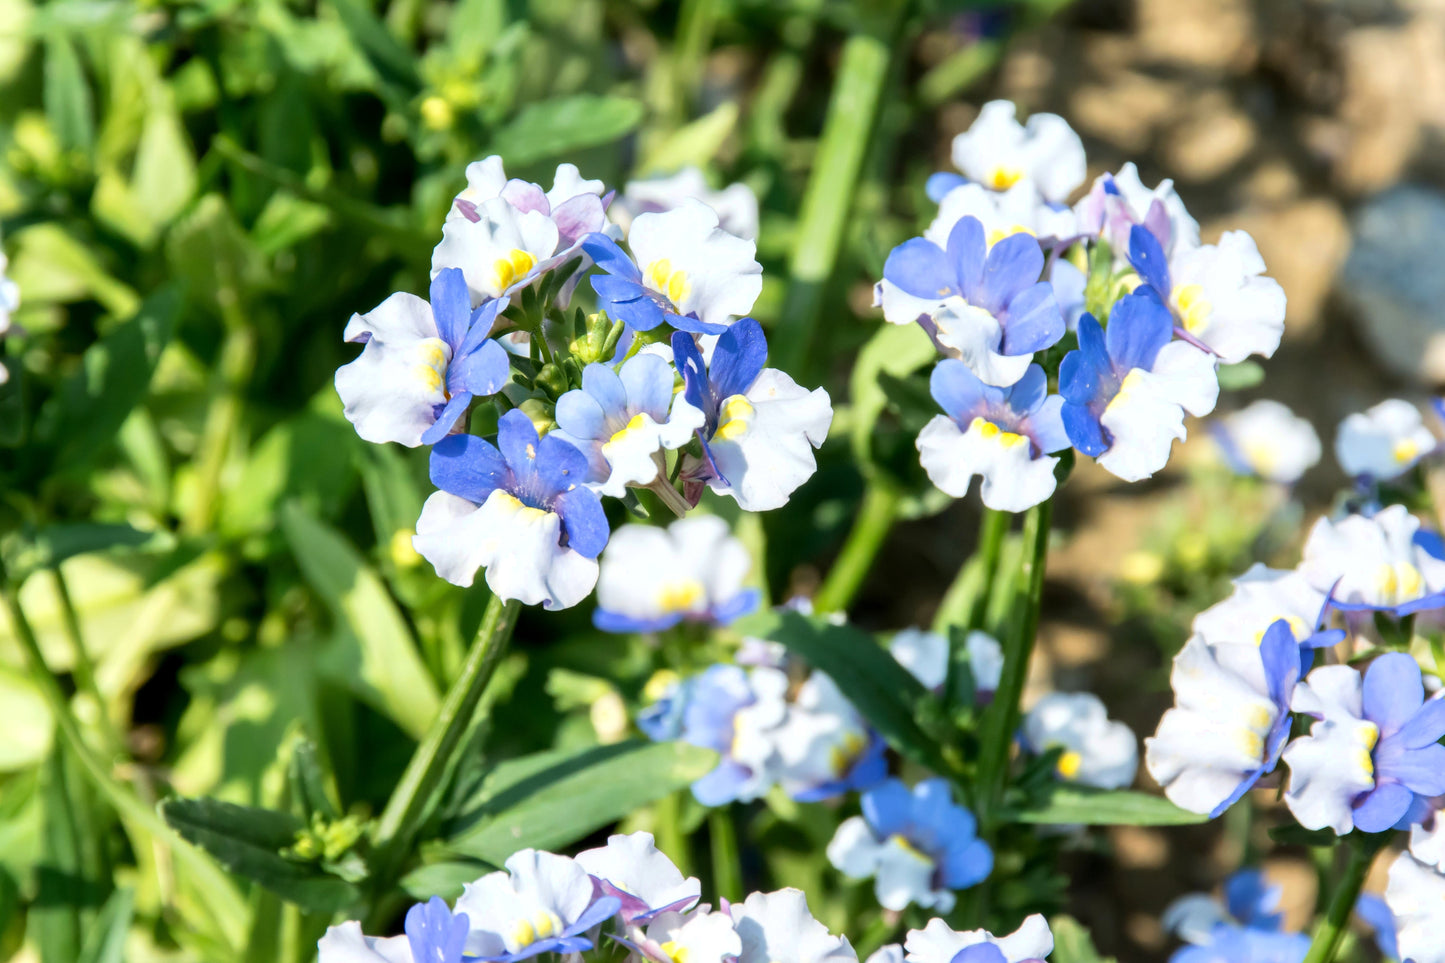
328;0;421;93
734;610;953;774
220;411;360;538
43;36;93;154
1;523;171;582
1004;785;1209;826
443;741;717;864
159;797;359;914
287;740;340;823
491;96;646;166
849;322;938;470
280;502;440;739
1048;915;1115;963
1267;823;1340;848
76;887;134;963
1217;360;1265;391
398;857;496;901
638;102;739;176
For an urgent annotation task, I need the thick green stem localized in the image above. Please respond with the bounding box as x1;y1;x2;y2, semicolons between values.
708;807;742;903
1302;833;1389;963
775;6;904;375
369;594;522;891
813;481;901;615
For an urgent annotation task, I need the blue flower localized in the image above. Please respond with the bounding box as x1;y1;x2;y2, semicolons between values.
826;778;992;913
1059;288;1219;481
882;216;1063;387
454;850;621;962
1169;927;1308;963
405;897;470;963
917;360;1069;512
413;409;607;608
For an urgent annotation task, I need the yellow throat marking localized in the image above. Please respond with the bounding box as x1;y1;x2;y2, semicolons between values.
414;338;450;394
716;395;756;442
492;248;538;293
970;417;1028;448
987;166;1024;190
1174;283;1212;334
646;258;691;305
657;580;705;614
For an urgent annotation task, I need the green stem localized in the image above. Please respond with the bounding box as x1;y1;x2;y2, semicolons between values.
708;807;742;903
52;565;124;758
369;595;523;892
183;316;255;536
1302;833;1389;963
653;791;691;878
813;481;900;615
776;5;905;375
932;509;1009;634
668;0;719;126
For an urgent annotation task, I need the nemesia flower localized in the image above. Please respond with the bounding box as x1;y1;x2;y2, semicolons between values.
1282;654;1445;834
585;200;762;335
1385;851;1445;963
1167;927;1308;963
775;671;887;802
454;850;621;960
672;319;832;511
336;270;510;446
1161;868;1286;945
917;360;1069;512
592;516;760;633
1191;564;1343;664
1145;621;1301;817
614;167;759;240
826;778;992;913
881;217;1064;387
730;889;857;963
1129;226;1286;365
575;832;701;923
902;915;1054;963
453;156;605;212
1074;162;1199;258
1298;505;1445;616
1334;398;1438;482
929;100;1086;204
1021;692;1138;789
888;629;1003;697
413;410;607;608
1059;290;1220;482
928;182;1077;251
625;908;742;963
551;354;704;497
1210;400;1321;485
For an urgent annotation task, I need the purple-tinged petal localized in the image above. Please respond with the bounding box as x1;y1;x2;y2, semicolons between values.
1027;395;1070;454
1127;223;1171;296
978;232;1044;315
1353;782;1414;833
552;193;606;246
430;268;473;352
1104;287;1173;372
1061;402;1108;456
501;179;549;214
946;216;988;303
929;358;991;423
421;392;474;446
998;282;1064;356
691;760;753;807
582;233;642;281
554;485;609;559
1363;652;1426;734
405;897;469;963
451;338;511;397
708;317;768;401
1397;697;1445;749
1141;198;1172;251
430;433;509;504
884;238;958;300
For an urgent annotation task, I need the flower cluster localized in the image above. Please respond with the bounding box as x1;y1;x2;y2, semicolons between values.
318;834;1056;963
335;158;832;609
882;101;1286;511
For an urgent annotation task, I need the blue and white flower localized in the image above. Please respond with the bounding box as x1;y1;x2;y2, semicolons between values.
1161;869;1286;945
1334;398;1438;482
1022;692;1138;789
917;360;1069;512
881;217;1064;387
318;920;416;963
731;889;856;963
1059;290;1220;482
614;167;759;241
623;908;742;963
672;319;832;511
1074;163;1199;258
929;100;1085;204
1167;927;1308;963
585;200;762;335
551;354;704;497
1211;401;1321;485
775;671;887;802
575;832;701;924
1191;564;1342;660
453;850;621;961
593;516;760;633
1145;621;1301;816
1298;505;1445;616
826;778;992;913
413;409;607;608
903;915;1053;963
1283;653;1445;834
336;270;511;447
1385;851;1445;963
928;182;1077;251
1129;226;1286;365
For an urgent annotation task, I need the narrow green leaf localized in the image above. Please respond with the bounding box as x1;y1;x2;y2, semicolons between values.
76;887;134;963
1;523;171;582
159;797;359;914
491;96;646;166
328;0;421;93
443;741;717;864
280;502;439;738
43;36;93;153
287;739;340;822
1004;785;1208;826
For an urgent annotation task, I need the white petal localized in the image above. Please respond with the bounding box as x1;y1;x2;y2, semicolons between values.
931;299;1032;388
1334;399;1437;481
917;415;1058;512
827;816;886;879
628;200;761;326
1169;231;1286;364
731;889;856;963
1192;564;1327;647
1387;852;1445;963
1410;818;1445;872
318;923;413;963
458;156;508;204
1096;368;1187;482
889;628;949;689
1214;400;1321;484
433;197;561;304
1161;894;1230;945
576;831;701;914
707;371;832;511
336;294;449;447
875;279;946;326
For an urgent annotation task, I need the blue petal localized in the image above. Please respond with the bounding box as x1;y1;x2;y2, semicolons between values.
496;408;542;485
1355;895;1399;961
1397;697;1445;749
619;353;676;421
947;945;1006;963
553;485;609;559
708;318;768;402
1362;653;1425;734
1058;315;1111;406
614;296;668;333
998;282;1064;356
1352;781;1414;833
1260;620;1302;709
844;735;890;793
421;392;474;446
938;837;993;890
1207;765;1268;819
671;331;711;421
929;358;991;423
1224;870;1282;931
430;268;473;353
1004;364;1049;416
925;172;969;202
535;431;592;499
1027;395;1071;454
581;233;641;281
452;338;511;397
691;760;753;807
1061;401;1108;456
978;231;1044;315
592;274;648;306
860;778;913;838
405;896;469;963
710;587;762;625
430;433;510;504
946;216;988;303
555;387;609;442
455;297;509;360
884;238;958;300
1384;743;1445;796
1127;223;1172;296
564;896;622;937
1105;287;1173;373
594;608;685;635
580;362;630;421
666;311;731;336
1415;527;1445;560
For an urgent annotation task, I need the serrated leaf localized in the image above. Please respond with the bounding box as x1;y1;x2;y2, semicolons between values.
491;95;645;166
443;741;717;864
159;797;359;914
1004;785;1208;826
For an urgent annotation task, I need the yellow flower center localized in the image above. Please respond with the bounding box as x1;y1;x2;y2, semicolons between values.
657;580;705;614
646;258;691;305
1394;438;1423;464
494;491;548;523
492;248;538;293
1376;561;1425;605
987;166;1024;190
970;417;1028;448
715;395;756;442
605;412;648;448
1174;283;1212;334
660;941;689;963
1354;720;1381;779
1253;615;1313;645
1237;703;1276;761
886;834;932;865
509;909;562;950
414;337;450;394
1056;750;1083;780
986;224;1036;248
829;730;868;776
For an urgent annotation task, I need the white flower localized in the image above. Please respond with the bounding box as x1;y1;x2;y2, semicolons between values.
433;196;563;305
615;167;759;240
1280;665;1378;835
633;909;743;963
626;200;763;331
317;923;412;963
916;413;1062;512
949;100;1085;203
1163;231;1286;364
1098;347;1220;483
453;850;602;959
1386;852;1445;963
593;516;756;632
890;629;949;689
725;666;793;803
1212;400;1321;484
1298;505;1445;613
927;182;1077;249
730;889;857;963
455;157;605;210
335;292;455;447
1022;692;1138;790
703;370;833;512
575;832;701;922
1335;399;1437;481
1410;814;1445;871
0;249;18;338
1192;563;1329;647
773;671;875;799
1074;162;1199;256
903;915;1054;963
